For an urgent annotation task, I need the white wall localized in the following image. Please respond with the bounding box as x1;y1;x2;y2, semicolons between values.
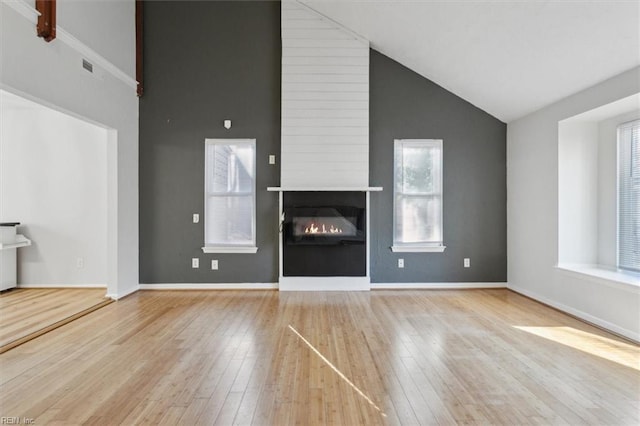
57;0;135;77
11;0;135;78
1;0;139;298
1;91;108;286
558;121;598;264
281;1;370;188
507;66;640;341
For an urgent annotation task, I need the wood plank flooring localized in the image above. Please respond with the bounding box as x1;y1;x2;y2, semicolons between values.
0;288;112;353
0;289;638;425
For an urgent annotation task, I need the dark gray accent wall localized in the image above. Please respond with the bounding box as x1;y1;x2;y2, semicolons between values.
139;2;506;284
139;1;281;283
369;50;507;282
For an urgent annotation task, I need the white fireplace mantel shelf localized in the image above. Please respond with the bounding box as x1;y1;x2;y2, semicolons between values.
267;186;383;192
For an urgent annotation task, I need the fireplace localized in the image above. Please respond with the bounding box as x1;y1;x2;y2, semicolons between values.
285;206;365;246
282;192;366;277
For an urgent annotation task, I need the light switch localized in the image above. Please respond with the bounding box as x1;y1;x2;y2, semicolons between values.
269;155;276;165
193;213;199;223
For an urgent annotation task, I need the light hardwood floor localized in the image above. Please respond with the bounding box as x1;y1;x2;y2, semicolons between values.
0;288;112;353
0;289;638;425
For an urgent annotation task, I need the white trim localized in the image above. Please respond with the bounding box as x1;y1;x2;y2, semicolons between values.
106;284;139;300
2;1;137;90
56;27;137;89
366;192;371;279
391;245;446;253
278;192;284;279
17;284;107;289
204;139;257;251
0;84;110;130
393;139;444;249
371;282;507;290
139;283;278;290
555;264;640;292
202;246;258;254
508;284;639;343
4;0;39;22
267;186;383;192
279;276;370;291
139;282;509;291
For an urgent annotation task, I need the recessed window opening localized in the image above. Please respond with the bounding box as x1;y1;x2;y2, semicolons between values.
392;139;445;253
203;138;257;254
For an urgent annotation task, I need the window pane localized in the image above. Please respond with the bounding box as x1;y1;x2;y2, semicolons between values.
393;139;444;247
619;121;640;271
395;195;442;243
396;145;441;194
206;195;254;245
207;144;254;194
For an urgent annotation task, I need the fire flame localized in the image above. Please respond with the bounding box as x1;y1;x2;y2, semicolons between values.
304;223;343;234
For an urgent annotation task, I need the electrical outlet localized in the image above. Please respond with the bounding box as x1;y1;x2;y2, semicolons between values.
398;258;404;268
269;155;276;165
76;257;84;269
192;258;199;268
464;258;470;268
211;259;219;270
193;213;199;223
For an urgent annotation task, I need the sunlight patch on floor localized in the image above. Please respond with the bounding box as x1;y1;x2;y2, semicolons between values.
288;324;387;417
513;326;640;371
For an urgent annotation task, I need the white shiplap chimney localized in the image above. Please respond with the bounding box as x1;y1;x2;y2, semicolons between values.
281;1;370;189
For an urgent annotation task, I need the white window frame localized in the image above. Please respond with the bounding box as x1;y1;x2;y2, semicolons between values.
202;138;258;254
617;120;639;272
391;139;446;253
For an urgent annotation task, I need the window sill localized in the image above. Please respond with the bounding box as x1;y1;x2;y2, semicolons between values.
555;263;640;291
202;246;258;254
391;245;446;253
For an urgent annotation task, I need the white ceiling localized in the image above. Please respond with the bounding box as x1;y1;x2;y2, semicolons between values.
302;0;640;123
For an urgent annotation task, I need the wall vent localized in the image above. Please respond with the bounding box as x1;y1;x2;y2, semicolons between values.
82;59;93;73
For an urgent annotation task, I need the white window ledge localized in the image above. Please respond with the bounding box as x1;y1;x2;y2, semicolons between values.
202;246;258;254
555;263;640;291
391;245;446;253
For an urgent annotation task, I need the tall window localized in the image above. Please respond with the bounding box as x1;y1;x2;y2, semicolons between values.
392;139;445;252
203;139;257;253
618;121;639;271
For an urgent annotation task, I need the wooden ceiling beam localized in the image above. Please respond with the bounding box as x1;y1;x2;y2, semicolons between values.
136;0;144;97
36;0;56;42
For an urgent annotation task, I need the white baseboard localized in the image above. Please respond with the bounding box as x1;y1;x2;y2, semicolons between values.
278;277;370;291
17;284;107;289
106;284;140;300
508;284;639;343
138;281;507;291
371;282;507;290
139;283;278;290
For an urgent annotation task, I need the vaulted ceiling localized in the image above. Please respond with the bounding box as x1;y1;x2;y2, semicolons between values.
302;0;640;122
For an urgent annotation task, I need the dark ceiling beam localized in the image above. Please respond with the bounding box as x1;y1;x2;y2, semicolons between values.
136;0;144;97
36;0;56;42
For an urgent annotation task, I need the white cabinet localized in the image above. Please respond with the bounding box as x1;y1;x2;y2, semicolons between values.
0;223;31;291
